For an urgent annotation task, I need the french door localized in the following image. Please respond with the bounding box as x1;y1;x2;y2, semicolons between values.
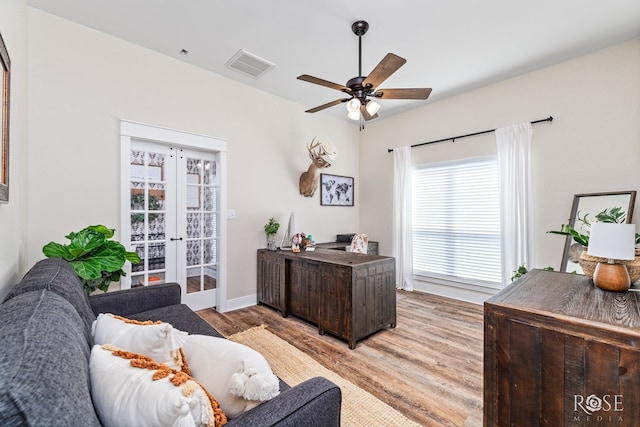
120;121;227;311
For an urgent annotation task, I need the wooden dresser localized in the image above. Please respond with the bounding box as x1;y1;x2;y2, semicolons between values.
484;269;640;426
257;248;396;349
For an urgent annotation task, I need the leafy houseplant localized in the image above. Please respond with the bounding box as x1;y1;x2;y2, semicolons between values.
548;206;640;280
548;206;639;247
264;218;280;251
511;264;554;282
42;225;140;295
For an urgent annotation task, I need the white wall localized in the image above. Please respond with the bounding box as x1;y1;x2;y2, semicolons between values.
11;7;640;307
361;38;640;303
26;9;359;305
0;0;28;300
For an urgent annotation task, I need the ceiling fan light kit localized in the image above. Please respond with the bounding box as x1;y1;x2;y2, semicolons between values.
346;98;361;120
366;100;380;116
297;20;431;126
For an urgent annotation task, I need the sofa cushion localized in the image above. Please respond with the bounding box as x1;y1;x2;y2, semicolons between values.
90;344;224;427
92;313;188;370
0;291;101;426
4;258;96;343
128;305;291;393
182;334;280;419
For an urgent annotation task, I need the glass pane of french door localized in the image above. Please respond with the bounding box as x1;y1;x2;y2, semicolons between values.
128;145;175;287
178;150;218;309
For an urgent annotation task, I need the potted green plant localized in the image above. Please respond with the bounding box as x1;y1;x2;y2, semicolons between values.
264;218;280;251
511;264;554;282
42;224;141;295
548;206;630;247
548;207;640;280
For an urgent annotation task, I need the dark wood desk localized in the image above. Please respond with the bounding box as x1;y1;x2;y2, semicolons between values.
257;248;396;348
484;269;640;426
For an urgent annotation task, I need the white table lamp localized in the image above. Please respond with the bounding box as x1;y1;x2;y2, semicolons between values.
587;222;636;291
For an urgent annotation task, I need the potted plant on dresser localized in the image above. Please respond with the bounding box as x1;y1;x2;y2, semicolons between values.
548;207;640;282
264;218;280;251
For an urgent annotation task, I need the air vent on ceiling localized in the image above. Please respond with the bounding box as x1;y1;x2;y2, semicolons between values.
226;49;275;79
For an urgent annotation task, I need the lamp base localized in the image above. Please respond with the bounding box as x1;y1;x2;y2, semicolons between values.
593;262;631;292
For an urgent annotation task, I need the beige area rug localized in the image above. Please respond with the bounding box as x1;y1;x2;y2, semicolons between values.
228;325;421;427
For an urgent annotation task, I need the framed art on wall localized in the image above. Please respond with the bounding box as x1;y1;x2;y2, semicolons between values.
0;31;10;203
320;173;354;206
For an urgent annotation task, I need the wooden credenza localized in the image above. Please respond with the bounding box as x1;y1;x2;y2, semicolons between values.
484;269;640;426
257;248;396;349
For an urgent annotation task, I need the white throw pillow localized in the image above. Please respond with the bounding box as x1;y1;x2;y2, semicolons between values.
92;313;188;370
89;344;222;427
182;334;280;419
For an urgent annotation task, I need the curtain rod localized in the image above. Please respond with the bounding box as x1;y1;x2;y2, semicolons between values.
387;116;554;153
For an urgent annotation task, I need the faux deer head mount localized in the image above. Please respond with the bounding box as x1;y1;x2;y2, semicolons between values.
299;138;337;197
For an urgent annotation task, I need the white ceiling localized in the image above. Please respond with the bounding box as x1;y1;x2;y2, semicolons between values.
27;0;640;123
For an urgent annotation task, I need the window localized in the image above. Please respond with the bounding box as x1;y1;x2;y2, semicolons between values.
412;157;501;287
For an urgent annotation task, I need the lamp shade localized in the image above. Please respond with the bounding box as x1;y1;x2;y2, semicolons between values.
346;98;361;113
347;109;361;121
346;98;361;121
365;100;380;116
587;222;636;261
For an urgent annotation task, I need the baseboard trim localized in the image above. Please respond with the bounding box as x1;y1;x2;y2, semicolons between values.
220;293;257;312
412;281;496;305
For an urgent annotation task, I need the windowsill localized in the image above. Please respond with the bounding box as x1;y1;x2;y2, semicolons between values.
412;273;503;305
414;272;502;291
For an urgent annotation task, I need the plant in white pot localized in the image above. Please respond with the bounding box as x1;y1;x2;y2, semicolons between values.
264;218;280;251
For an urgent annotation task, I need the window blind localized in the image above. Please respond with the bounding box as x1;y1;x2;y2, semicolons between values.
412;157;502;286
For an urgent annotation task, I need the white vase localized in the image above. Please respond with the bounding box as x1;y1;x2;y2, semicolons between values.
266;234;277;251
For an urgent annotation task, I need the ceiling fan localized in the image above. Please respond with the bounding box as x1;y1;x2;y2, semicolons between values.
297;20;432;124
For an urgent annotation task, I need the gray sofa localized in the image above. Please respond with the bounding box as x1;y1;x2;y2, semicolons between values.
0;258;341;426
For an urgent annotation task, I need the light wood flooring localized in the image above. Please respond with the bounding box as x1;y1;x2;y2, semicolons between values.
197;290;484;427
186;275;216;294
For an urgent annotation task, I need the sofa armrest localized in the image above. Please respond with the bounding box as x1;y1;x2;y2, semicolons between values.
225;377;341;427
88;283;182;316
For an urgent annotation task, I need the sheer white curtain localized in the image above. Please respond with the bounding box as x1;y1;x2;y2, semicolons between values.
495;123;534;286
392;146;414;291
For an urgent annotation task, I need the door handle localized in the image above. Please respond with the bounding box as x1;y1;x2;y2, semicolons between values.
170;237;184;241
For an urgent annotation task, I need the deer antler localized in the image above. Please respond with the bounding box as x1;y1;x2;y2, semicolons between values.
307;137;323;160
308;137;337;161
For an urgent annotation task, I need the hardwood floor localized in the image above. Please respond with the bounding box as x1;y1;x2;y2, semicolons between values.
186;275;216;294
197;290;484;427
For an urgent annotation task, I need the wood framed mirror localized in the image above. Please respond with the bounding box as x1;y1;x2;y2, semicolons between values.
560;191;637;273
0;31;10;203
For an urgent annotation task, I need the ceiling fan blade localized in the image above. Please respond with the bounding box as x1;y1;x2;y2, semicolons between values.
375;88;432;100
305;98;350;113
360;105;378;121
297;75;350;92
362;53;406;89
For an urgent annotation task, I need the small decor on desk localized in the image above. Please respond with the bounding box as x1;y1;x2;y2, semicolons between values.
291;233;302;253
291;232;315;252
264;218;280;251
587;222;637;292
42;225;140;295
